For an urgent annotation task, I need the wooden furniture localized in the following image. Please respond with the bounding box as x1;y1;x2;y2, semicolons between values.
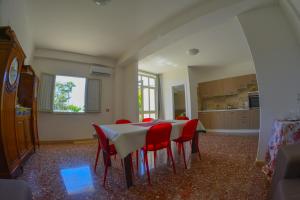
18;65;39;148
0;26;38;178
99;120;205;188
198;109;260;130
198;74;257;98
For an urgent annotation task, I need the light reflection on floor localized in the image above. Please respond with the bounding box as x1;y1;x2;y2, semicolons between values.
60;166;95;195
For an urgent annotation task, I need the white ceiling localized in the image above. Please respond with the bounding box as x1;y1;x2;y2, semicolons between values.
139;17;253;74
27;0;206;59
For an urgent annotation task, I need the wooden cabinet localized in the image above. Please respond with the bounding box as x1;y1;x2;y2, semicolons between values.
249;109;260;129
198;74;257;98
198;109;260;130
198;112;211;129
0;26;37;178
15;115;33;158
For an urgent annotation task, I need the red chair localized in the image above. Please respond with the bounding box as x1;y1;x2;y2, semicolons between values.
173;119;200;169
142;118;154;122
92;123;122;186
142;123;176;184
176;116;189;120
115;119;132;124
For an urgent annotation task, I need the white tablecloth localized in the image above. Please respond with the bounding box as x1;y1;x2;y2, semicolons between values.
100;120;205;158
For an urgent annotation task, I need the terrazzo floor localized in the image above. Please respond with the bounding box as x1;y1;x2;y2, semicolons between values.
19;133;270;200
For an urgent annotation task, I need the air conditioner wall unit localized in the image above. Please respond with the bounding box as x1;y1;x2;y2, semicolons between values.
90;65;113;76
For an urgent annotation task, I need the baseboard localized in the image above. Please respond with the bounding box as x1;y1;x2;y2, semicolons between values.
40;138;97;145
207;129;259;136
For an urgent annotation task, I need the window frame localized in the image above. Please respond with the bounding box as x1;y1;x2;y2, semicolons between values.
138;71;158;121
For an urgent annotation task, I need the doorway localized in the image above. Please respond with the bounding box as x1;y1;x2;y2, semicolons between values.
172;85;186;119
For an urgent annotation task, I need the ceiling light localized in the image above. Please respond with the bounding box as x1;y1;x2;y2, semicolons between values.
187;48;200;56
94;0;111;6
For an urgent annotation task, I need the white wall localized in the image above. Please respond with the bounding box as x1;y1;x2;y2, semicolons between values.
160;68;191;120
279;0;300;44
123;63;139;122
238;5;300;160
188;61;256;119
112;62;139;122
32;57;114;141
0;0;34;64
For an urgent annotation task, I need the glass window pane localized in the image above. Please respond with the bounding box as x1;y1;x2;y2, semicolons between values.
149;78;155;87
138;75;141;81
143;88;149;111
142;76;149;86
149;89;155;111
144;114;150;118
149;113;156;119
54;75;86;113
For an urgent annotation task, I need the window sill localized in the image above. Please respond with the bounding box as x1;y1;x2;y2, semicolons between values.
51;112;87;115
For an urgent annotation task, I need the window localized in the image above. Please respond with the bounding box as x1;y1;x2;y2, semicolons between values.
38;73;101;113
138;72;158;121
53;75;86;113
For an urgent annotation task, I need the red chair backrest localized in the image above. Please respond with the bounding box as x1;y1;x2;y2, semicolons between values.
181;119;198;140
176;116;189;120
92;123;109;151
142;118;154;122
115;119;132;124
146;123;172;147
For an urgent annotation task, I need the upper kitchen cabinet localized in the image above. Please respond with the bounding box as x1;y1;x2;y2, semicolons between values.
198;74;257;99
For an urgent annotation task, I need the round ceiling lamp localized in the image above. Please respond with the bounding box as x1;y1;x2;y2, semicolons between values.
94;0;111;6
187;48;200;56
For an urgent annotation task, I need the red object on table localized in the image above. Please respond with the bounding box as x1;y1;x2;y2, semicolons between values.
115;119;132;124
263;120;300;178
173;119;200;169
142;118;154;122
142;123;176;184
176;116;189;120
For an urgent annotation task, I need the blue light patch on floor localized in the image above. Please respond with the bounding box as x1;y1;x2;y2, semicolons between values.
60;166;95;195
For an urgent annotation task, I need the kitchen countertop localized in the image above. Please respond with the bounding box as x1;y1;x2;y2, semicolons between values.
198;108;259;112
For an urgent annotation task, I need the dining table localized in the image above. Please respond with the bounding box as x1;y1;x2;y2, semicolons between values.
98;119;206;188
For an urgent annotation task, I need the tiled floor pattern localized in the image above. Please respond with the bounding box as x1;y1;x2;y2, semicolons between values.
19;133;270;200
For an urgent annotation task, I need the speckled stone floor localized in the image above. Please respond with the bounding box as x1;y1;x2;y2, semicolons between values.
18;133;270;200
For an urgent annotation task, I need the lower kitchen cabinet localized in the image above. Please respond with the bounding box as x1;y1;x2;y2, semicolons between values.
198;109;260;130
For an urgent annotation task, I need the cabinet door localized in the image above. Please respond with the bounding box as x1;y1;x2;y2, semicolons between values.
238;110;250;129
210;112;225;129
15;119;27;157
198;82;210;98
198;112;211;129
24;118;33;151
223;78;237;95
250;109;260;129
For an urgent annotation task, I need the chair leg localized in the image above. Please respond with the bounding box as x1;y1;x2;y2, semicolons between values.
144;150;151;184
167;145;176;174
182;142;187;169
94;143;101;172
197;143;202;160
121;159;124;168
136;150;139;171
103;155;110;186
130;155;134;174
154;150;157;168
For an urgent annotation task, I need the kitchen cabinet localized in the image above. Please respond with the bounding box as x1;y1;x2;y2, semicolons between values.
198;109;259;130
198;74;257;98
198;112;211;129
249;109;260;129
